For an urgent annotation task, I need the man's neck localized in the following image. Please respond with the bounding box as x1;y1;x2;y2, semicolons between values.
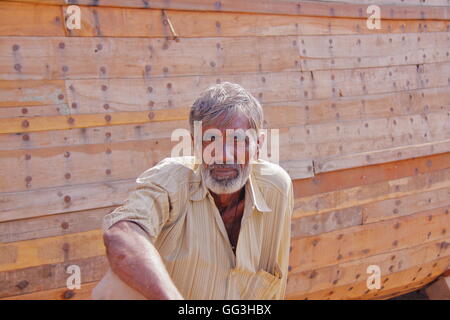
210;187;245;212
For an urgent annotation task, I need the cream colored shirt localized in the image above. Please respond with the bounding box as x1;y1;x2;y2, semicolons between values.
100;156;293;300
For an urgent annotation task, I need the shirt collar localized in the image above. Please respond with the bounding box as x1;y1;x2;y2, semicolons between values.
189;165;272;213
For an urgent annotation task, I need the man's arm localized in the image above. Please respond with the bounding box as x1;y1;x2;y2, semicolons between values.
103;220;183;300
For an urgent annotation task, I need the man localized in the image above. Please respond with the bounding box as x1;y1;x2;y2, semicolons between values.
92;82;294;300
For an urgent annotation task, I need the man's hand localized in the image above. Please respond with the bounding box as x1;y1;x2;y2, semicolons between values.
103;220;184;300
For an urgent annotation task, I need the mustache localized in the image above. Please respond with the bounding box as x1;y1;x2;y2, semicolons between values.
207;163;241;170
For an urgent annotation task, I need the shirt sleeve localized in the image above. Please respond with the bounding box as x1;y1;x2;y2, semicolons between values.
102;175;171;242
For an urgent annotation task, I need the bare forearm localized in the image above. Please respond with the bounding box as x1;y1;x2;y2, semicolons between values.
104;221;183;300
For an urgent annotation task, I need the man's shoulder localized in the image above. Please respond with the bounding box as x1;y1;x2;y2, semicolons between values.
136;156;196;187
252;159;292;195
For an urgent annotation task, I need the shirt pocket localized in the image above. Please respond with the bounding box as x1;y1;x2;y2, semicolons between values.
225;264;282;300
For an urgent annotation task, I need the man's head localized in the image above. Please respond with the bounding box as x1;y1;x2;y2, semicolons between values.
189;82;264;194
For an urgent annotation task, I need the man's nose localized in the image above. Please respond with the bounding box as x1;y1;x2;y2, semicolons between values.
222;138;235;164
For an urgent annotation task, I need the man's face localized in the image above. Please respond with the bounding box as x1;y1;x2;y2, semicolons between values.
196;113;258;195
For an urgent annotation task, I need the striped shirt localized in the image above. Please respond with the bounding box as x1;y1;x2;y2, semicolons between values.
97;156;293;300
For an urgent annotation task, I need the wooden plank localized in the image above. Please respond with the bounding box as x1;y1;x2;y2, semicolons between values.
0;104;63;119
5;0;450;20
315;139;450;174
293;151;450;198
291;205;362;238
290;206;450;273
1;35;450;80
264;86;450;129
1;2;449;38
296;31;450;72
0;206;110;243
0;119;187;151
362;186;450;224
0;229;104;273
0;2;64;37
0;108;189;134
287;111;450;161
0;80;66;107
287;256;449;300
0;255;108;298
286;236;450;296
293;166;450;219
0;179;135;223
0;137;174;194
1;281;99;300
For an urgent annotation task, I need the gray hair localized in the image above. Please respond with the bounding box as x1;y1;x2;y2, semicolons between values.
189;82;264;135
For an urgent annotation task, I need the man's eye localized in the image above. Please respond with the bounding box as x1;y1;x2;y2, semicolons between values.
234;135;245;142
204;135;216;141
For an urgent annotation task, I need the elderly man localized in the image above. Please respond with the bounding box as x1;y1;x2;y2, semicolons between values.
92;82;294;300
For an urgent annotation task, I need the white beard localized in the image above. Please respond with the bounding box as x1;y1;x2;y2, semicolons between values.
200;163;252;194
